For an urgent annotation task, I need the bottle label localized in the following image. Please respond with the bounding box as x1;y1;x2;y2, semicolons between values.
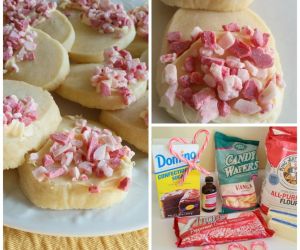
202;192;217;210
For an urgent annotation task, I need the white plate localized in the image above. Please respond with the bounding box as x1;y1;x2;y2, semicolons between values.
4;151;148;237
4;93;149;237
152;0;297;123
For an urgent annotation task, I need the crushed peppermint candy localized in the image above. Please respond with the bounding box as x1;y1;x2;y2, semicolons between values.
129;5;148;40
30;119;134;193
79;0;132;38
3;95;38;126
4;0;57;27
3;22;37;73
139;109;148;127
91;47;148;105
161;23;283;123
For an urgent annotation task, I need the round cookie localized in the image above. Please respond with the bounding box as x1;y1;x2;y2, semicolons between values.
160;0;254;11
34;10;75;51
18;116;134;209
157;9;284;123
99;93;148;153
66;9;136;63
4;28;70;91
3;80;61;170
56;63;147;110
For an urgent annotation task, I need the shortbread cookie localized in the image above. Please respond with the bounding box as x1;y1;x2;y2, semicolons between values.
126;5;148;57
3;80;61;170
57;47;148;110
157;9;284;123
35;10;75;51
160;0;254;11
18;116;134;209
61;1;136;63
4;26;70;91
4;0;75;51
99;93;148;153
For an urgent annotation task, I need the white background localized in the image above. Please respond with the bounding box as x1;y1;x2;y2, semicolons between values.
152;0;297;123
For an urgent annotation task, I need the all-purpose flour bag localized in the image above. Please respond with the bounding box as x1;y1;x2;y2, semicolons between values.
260;127;297;215
215;132;259;214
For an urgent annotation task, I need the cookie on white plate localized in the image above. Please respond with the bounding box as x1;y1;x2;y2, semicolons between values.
126;5;148;57
4;24;70;91
4;0;75;51
100;92;148;153
56;47;148;110
18;116;134;209
60;1;136;63
157;9;284;123
3;80;61;170
160;0;254;11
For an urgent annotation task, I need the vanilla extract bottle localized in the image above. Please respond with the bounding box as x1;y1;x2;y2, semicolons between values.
201;176;217;212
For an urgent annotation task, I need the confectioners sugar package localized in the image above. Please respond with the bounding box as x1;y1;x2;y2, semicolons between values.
214;132;259;214
173;210;274;247
152;130;210;218
153;142;201;218
260;127;297;215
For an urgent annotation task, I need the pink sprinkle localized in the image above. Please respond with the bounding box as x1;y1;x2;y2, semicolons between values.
167;31;182;43
89;185;100;193
222;23;240;32
251;29;270;47
242;79;259;100
200;31;216;49
218;101;231;117
178;75;191;88
228;39;251;58
46;167;65;179
218;32;235;50
43;154;54;167
118;177;131;191
169;40;192;56
190;72;203;85
184;56;196;73
190;26;203;40
233;99;262;115
3;95;38;126
249;47;274;69
201;56;224;67
160;53;177;64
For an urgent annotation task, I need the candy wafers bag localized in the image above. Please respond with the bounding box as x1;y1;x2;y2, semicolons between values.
214;132;259;214
260;127;297;215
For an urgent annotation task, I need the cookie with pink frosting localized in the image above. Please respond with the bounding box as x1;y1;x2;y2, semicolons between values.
18;116;134;209
3;80;61;169
160;0;254;11
56;47;148;110
157;9;284;123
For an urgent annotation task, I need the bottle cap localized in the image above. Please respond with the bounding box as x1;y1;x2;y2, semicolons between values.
205;176;213;182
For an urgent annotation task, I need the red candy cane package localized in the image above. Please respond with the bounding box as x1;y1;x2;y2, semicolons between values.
260;127;297;215
173;210;274;247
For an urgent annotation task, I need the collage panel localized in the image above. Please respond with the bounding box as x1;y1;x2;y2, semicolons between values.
152;126;297;249
3;0;149;249
153;0;297;123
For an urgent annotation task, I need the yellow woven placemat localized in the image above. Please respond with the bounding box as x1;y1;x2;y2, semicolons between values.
4;226;148;250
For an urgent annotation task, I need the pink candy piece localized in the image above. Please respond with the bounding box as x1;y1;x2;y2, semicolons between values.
217;75;243;101
89;185;100;193
184;56;196;73
169;40;192;56
46;167;65;179
218;32;236;50
251;29;270;47
201;31;216;49
81;0;132;36
129;5;148;39
43;154;54;167
178;75;191;88
249;47;274;69
160;53;177;64
222;23;240;32
90;47;148;105
118;177;131;191
167;31;182;43
218;101;231;117
233;99;262;115
228;39;251;58
242;79;259;100
3;95;38;126
201;56;225;67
